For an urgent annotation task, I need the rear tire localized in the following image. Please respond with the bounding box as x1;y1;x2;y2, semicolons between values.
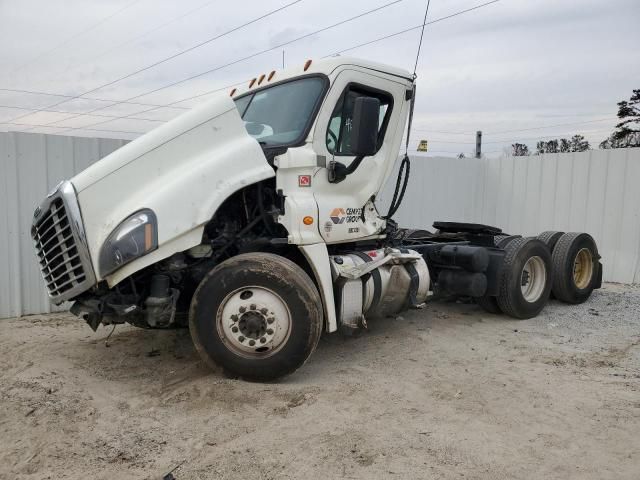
494;234;522;248
189;253;323;381
551;233;600;304
537;231;564;253
496;238;552;319
475;295;502;314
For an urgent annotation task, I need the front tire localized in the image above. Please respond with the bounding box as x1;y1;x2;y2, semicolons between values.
189;253;323;381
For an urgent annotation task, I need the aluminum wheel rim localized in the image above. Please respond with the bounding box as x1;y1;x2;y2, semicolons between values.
573;248;593;289
216;286;292;359
521;256;546;303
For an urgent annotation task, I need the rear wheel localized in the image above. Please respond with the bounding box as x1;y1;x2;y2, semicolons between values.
494;234;522;248
551;233;600;304
537;231;564;253
496;238;552;319
189;253;323;381
475;295;502;314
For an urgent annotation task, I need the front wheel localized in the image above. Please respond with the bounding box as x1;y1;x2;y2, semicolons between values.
189;253;323;381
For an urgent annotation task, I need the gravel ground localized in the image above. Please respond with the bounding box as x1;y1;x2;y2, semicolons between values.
0;283;638;480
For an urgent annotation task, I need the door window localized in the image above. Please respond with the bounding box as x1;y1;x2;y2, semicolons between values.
326;85;392;155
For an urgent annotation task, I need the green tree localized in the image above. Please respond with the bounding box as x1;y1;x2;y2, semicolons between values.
600;89;640;149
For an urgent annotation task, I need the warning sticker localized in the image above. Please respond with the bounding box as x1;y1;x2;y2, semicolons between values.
298;175;311;187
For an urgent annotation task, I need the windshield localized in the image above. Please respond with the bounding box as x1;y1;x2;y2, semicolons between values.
234;76;326;147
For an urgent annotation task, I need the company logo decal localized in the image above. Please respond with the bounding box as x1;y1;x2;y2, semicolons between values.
330;207;362;224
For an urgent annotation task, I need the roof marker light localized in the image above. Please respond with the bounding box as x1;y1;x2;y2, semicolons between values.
249;78;257;88
304;59;312;71
258;74;266;85
229;88;237;96
268;70;276;81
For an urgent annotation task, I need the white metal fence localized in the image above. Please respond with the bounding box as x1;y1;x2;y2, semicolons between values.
1;132;127;319
1;131;638;319
379;148;640;285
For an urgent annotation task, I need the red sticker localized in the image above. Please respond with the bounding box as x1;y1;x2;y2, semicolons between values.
298;175;311;187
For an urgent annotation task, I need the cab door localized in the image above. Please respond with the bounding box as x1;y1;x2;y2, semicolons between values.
310;67;410;244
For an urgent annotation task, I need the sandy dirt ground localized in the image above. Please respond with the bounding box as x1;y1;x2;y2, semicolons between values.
0;283;638;480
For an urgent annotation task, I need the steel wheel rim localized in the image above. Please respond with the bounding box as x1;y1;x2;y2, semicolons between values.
573;248;593;289
216;286;292;359
521;255;546;303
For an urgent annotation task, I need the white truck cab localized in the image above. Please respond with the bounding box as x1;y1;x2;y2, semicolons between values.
31;57;602;380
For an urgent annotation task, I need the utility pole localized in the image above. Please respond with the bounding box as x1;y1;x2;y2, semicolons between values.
475;130;482;159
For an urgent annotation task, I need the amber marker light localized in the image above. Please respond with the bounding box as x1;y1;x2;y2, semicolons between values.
303;216;314;225
258;74;266;85
249;78;257;88
229;88;237;96
268;70;276;81
304;59;312;71
144;223;154;251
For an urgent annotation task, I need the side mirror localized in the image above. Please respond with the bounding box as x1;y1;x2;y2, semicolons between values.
350;96;380;156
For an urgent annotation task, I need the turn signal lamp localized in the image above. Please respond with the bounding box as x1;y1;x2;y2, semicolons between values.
303;216;314;225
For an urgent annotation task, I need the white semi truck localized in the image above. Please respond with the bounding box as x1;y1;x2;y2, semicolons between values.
31;57;601;380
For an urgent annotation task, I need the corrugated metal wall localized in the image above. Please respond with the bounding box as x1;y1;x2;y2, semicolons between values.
379;148;640;284
1;132;638;319
1;132;127;319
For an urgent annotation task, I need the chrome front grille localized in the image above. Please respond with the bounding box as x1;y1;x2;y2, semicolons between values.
31;181;96;304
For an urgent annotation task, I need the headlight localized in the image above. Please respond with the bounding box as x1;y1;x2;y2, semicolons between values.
99;209;158;277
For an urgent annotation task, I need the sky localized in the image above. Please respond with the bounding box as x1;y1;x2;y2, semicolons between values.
0;0;638;157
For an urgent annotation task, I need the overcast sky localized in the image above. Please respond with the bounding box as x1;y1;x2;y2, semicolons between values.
0;0;638;156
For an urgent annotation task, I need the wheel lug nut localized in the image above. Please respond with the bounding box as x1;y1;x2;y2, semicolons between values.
266;328;274;335
250;304;256;310
249;340;255;346
238;336;245;342
260;337;266;344
232;326;238;333
231;314;238;322
267;317;275;324
260;308;268;315
239;306;246;313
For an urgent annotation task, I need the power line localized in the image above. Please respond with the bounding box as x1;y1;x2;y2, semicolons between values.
8;0;496;132
24;0;406;131
4;0;305;125
328;0;501;56
11;0;501;136
0;87;189;110
0;103;165;123
484;117;617;135
50;79;249;134
11;0;144;74
0;121;144;136
410;127;474;135
87;0;221;67
483;128;612;144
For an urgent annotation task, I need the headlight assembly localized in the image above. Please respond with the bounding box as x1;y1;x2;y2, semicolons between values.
99;209;158;277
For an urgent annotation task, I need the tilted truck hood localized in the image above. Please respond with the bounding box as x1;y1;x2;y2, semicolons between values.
72;93;274;286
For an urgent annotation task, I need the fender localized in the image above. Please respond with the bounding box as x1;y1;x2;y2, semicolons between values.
299;243;338;332
72;94;274;286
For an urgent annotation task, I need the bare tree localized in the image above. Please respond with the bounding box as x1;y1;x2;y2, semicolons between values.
512;143;529;156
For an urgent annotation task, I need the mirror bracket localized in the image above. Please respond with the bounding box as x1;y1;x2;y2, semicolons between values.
328;156;365;184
